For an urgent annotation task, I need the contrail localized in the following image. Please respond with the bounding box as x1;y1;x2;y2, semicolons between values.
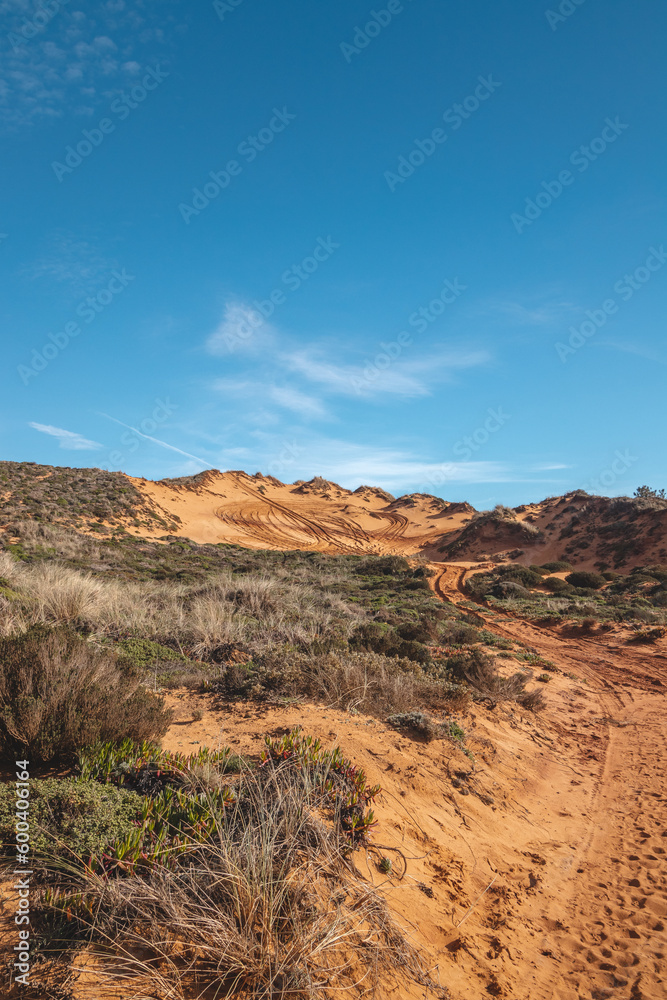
97;413;209;466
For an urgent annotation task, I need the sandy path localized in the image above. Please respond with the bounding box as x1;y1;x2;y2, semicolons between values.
428;562;667;999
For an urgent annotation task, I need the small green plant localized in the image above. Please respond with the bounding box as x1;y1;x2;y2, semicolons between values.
629;626;666;644
536;673;551;683
378;856;393;875
78;739;239;791
387;710;465;743
260;728;380;845
446;719;466;740
0;778;142;864
116;637;189;669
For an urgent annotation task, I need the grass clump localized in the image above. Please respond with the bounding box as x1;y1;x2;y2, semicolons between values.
0;626;172;763
29;732;443;999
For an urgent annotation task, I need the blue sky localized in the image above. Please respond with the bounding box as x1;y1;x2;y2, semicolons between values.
1;0;665;507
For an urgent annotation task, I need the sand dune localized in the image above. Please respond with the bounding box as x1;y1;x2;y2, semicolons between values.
131;469;474;554
125;470;667;571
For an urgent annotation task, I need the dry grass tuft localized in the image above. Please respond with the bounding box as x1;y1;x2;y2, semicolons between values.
35;757;445;999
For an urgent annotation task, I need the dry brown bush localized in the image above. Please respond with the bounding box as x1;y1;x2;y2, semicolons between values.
0;627;172;762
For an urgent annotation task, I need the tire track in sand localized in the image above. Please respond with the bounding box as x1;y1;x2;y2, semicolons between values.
429;561;667;999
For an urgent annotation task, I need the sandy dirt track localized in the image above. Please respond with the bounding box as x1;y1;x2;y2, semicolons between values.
426;564;667;998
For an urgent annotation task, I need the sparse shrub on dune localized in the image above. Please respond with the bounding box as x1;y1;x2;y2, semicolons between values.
206;647;470;716
543;576;574;594
354;555;411;576
439;620;480;645
445;648;544;711
349;621;431;663
496;565;544;587
387;710;466;743
0;626;172;762
628;625;667;644
29;733;443;1000
565;571;606;590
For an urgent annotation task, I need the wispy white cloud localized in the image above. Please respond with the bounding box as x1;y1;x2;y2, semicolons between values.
285;348;490;399
268;386;328;420
532;462;570;471
206;302;275;356
236;436;571;494
594;340;666;364
477;295;580;330
212;379;328;422
23;231;117;296
29;422;102;451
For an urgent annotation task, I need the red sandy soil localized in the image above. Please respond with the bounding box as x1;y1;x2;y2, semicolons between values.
1;561;665;998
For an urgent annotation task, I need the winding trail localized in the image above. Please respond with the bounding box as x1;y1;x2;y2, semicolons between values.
428;562;667;999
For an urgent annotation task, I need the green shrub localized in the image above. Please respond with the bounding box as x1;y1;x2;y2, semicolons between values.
529;565;550;576
395;620;433;643
0;778;142;863
349;622;430;663
0;627;173;763
541;561;572;572
493;580;531;599
543;577;573;594
354;555;410;577
565;571;606;590
115;637;189;669
439;621;479;645
496;565;544;587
